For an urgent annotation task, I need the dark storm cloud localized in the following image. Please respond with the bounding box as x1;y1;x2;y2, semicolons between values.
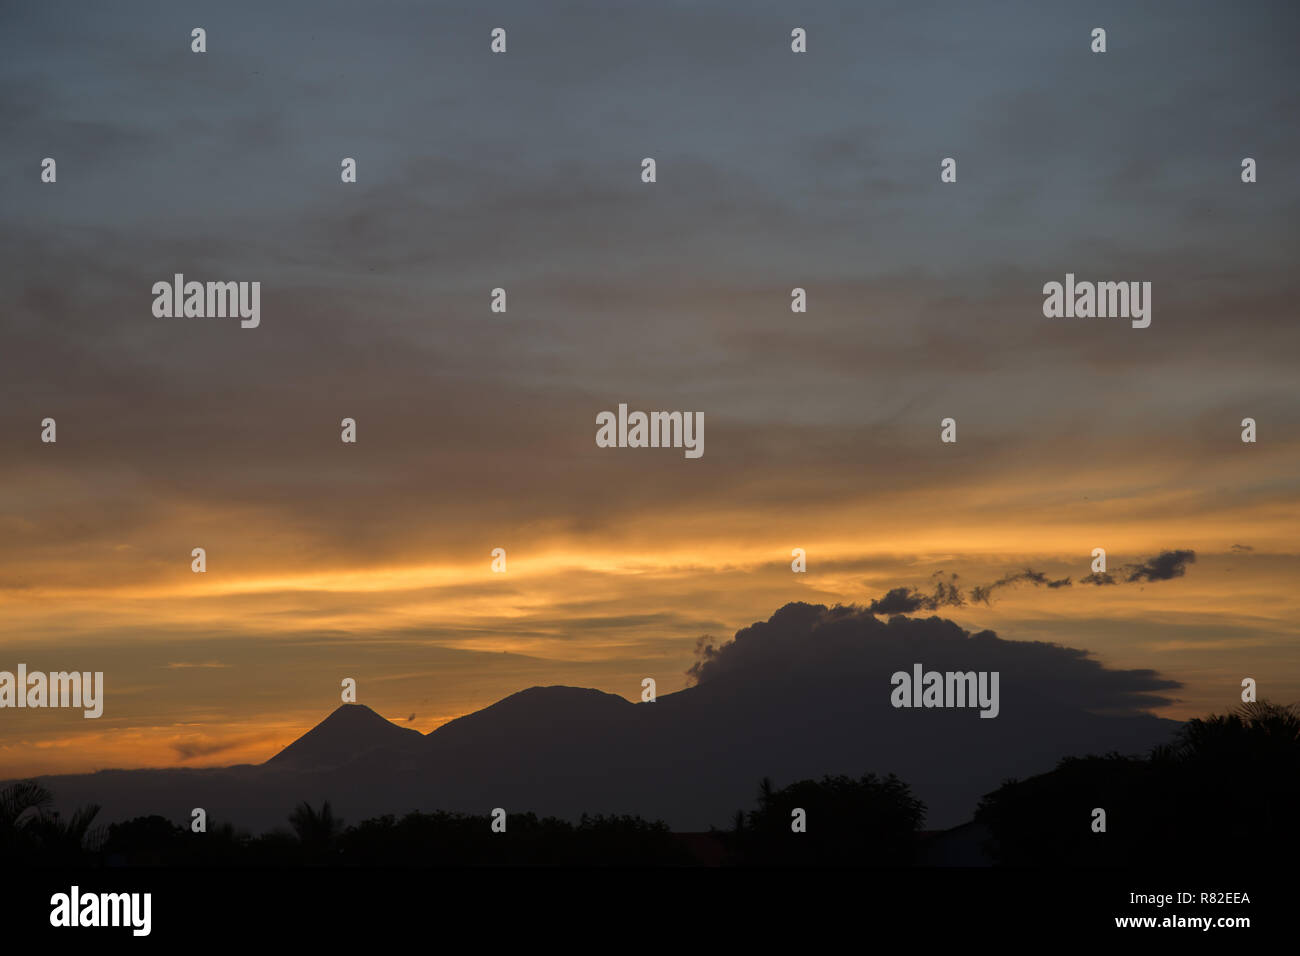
1125;550;1197;583
867;574;964;615
869;551;1195;611
687;601;1181;715
1061;551;1199;589
969;569;1072;605
1079;572;1118;586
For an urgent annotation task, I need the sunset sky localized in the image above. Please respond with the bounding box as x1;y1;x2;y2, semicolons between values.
1;0;1297;776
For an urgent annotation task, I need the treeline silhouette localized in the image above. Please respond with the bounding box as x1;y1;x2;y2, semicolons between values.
5;784;697;866
2;780;927;867
3;701;1295;866
976;701;1300;866
99;809;689;866
716;772;926;865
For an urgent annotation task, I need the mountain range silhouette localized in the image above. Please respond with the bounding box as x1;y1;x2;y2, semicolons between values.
10;604;1183;832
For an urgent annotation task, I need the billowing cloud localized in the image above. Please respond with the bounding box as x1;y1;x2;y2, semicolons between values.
867;574;964;615
687;602;1181;716
1125;550;1197;583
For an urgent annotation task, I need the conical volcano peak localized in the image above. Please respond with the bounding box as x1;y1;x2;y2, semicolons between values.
267;703;423;769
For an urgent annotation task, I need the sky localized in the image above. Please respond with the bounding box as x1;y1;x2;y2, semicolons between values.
1;0;1297;776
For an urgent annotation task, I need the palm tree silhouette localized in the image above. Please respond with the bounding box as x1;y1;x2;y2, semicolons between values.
0;780;52;850
29;803;104;859
289;800;342;859
1158;700;1299;836
1166;701;1300;759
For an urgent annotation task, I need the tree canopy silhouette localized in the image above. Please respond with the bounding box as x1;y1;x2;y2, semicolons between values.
976;701;1300;865
0;780;101;864
722;771;926;865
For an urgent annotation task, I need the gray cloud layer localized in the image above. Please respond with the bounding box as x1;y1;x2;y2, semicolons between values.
0;3;1293;614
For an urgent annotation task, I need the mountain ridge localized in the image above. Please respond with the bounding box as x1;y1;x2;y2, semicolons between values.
8;604;1187;834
